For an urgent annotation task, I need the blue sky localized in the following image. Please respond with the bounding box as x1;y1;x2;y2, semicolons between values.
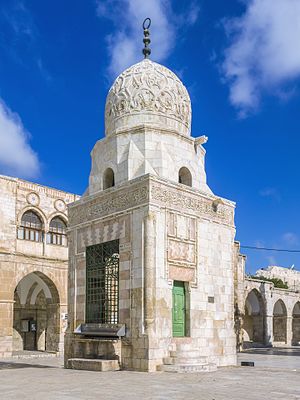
0;0;300;273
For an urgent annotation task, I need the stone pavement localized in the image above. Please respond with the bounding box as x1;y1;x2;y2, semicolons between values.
0;349;300;400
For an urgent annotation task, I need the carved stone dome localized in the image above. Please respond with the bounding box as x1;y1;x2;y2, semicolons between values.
105;59;192;136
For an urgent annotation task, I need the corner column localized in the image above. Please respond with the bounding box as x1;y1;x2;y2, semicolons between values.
265;314;273;346
286;316;293;346
0;299;14;357
143;211;156;334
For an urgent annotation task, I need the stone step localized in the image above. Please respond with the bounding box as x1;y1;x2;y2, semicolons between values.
157;363;217;373
170;350;202;358
175;342;194;352
67;358;120;372
163;356;208;365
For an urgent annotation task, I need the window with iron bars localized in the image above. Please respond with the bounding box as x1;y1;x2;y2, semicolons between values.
86;240;119;324
17;210;44;242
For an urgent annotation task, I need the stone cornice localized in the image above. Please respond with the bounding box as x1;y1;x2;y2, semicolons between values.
0;174;79;201
93;124;207;150
69;174;235;228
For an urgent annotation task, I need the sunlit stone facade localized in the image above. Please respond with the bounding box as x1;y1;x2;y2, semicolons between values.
234;244;300;350
0;174;78;357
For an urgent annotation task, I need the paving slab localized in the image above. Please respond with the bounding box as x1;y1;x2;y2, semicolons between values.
0;349;299;400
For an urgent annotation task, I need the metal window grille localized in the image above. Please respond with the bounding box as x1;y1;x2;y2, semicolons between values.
86;240;119;324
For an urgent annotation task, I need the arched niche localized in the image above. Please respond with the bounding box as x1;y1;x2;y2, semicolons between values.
242;289;265;347
178;167;192;187
103;168;115;189
292;302;300;345
273;299;287;343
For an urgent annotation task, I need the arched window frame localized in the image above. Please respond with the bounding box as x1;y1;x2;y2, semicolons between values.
18;210;44;242
178;167;192;187
103;167;115;190
47;216;67;246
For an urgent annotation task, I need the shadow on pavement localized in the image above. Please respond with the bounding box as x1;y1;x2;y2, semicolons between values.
242;347;300;357
0;361;58;370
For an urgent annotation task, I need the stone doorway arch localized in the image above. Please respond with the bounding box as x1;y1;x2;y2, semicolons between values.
292;302;300;346
13;272;60;353
242;289;265;347
273;299;287;344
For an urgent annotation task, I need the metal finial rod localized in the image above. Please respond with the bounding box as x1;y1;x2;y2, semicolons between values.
142;18;151;59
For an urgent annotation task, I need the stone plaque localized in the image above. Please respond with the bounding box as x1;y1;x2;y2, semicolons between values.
168;239;195;265
169;265;195;282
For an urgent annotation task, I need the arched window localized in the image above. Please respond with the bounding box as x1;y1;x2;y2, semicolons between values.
47;217;67;246
18;210;43;242
178;167;192;187
103;168;115;190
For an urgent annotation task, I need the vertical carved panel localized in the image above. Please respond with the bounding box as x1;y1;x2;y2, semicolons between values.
167;212;197;283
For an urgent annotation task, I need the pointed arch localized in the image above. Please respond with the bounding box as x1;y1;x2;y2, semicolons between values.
13;271;60;352
292;302;300;345
242;289;265;347
47;216;67;246
273;299;287;343
17;209;44;242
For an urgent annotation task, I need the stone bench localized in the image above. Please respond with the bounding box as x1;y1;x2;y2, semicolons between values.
67;358;120;372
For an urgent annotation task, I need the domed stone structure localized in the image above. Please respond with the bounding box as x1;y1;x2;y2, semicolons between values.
86;57;212;195
66;41;237;373
105;59;191;137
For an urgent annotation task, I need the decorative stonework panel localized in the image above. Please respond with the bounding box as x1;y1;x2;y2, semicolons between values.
69;185;148;226
152;183;234;226
166;211;197;282
176;215;188;240
168;239;196;265
77;217;128;254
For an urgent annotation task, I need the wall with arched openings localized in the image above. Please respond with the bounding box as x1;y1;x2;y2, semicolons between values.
243;289;265;345
13;271;61;352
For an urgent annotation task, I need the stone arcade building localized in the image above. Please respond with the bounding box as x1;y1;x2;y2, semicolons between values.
234;248;300;350
0;174;78;356
65;58;237;372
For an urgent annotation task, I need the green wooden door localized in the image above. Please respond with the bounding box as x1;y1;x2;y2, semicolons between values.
172;281;186;337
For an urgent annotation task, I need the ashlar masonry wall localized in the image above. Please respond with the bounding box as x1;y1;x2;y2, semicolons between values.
0;174;78;356
65;174;236;371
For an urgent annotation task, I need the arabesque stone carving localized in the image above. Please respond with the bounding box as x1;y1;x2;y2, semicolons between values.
69;185;149;226
105;59;191;136
151;183;234;226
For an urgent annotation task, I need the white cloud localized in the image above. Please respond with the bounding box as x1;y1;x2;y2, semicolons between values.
266;255;277;266
254;240;265;248
96;0;199;78
259;187;281;202
222;0;300;115
0;100;40;178
282;232;299;246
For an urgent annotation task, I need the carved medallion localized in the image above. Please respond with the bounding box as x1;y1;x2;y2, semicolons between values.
55;199;66;212
26;192;40;206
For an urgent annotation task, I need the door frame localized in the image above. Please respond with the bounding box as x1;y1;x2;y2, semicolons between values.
172;280;187;337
